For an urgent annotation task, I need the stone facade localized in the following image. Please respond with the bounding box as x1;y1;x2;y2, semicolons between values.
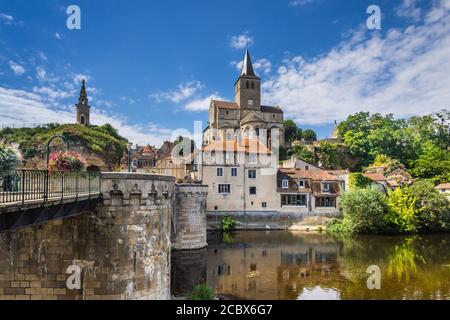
75;80;91;126
172;184;208;250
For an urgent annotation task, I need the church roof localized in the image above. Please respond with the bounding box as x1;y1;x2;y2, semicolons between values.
241;49;256;77
211;100;239;110
240;112;266;126
79;79;87;98
261;105;283;114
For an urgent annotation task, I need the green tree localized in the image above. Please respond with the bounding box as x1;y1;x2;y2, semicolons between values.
348;173;372;189
288;144;314;163
410;141;450;183
317;142;340;169
302;129;317;142
386;187;418;233
340;187;389;234
283;120;298;143
0;144;21;176
409;180;450;232
368;154;405;175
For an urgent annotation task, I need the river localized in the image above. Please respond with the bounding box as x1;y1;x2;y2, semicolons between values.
172;231;450;300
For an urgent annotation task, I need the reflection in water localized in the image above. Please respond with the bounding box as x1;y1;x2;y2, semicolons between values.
172;231;450;300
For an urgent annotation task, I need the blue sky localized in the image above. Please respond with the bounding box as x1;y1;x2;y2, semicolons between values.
0;0;449;146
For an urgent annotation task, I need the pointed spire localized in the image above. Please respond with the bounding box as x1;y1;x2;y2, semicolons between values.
240;49;256;77
80;79;87;98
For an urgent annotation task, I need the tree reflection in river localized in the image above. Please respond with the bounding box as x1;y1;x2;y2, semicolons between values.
178;231;450;300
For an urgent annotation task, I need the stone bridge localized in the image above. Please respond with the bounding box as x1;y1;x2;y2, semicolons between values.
0;172;208;300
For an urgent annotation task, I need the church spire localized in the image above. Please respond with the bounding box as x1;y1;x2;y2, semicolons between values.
240;49;256;77
79;79;87;99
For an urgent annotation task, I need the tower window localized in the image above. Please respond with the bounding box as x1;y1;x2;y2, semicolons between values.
272;113;276;119
80;115;85;125
246;80;249;89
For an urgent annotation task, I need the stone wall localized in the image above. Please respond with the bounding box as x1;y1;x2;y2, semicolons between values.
0;172;175;300
172;184;208;250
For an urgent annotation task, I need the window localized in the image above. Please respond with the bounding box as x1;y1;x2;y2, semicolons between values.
226;110;229;115
305;166;309;171
315;197;336;208
246;80;249;89
248;170;256;179
281;194;308;207
251;82;254;89
248;99;254;106
217;168;223;176
322;182;330;192
272;113;276;119
282;179;289;189
231;168;237;177
299;179;305;188
262;202;267;208
249;187;256;195
218;184;231;194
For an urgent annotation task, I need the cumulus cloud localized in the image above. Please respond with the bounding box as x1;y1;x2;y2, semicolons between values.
261;0;450;126
9;61;25;75
230;33;254;49
0;13;14;25
232;58;272;75
184;94;225;112
55;32;62;40
395;0;422;21
150;81;203;104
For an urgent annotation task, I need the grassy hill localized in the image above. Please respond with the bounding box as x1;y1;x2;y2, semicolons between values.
0;123;128;170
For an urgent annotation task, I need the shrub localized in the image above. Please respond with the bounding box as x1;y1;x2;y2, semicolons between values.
386;187;418;233
340;187;388;234
0;144;21;176
221;214;236;233
186;284;214;300
326;218;351;235
48;151;86;172
348;173;372;190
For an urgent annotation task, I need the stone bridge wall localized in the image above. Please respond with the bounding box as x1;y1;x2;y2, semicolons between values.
0;173;176;300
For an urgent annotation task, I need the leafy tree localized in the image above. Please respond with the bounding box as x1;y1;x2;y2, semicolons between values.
302;129;317;142
0;144;21;176
368;154;405;174
348;173;372;189
340;187;389;234
296;128;303;141
409;180;450;232
317;142;340;169
278;145;288;161
386;187;418;233
283;120;298;143
288;144;314;163
410;141;450;183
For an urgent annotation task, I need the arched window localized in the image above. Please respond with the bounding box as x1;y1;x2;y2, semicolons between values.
80;115;85;125
246;80;249;89
251;82;254;89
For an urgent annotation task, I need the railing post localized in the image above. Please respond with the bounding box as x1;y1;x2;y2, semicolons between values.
75;172;79;200
61;172;64;202
21;170;25;206
88;172;91;198
44;169;49;203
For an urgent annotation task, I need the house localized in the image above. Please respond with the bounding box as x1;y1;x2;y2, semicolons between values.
155;154;192;181
278;169;341;215
436;183;450;198
385;168;413;190
328;169;351;192
201;138;279;214
282;156;322;171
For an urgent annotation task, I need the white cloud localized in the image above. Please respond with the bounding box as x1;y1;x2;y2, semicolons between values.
289;0;317;7
0;86;171;146
262;0;450;126
55;32;62;40
36;67;47;81
230;33;254;49
0;13;14;25
395;0;422;21
9;61;25;75
184;94;225;112
150;81;203;104
32;86;73;100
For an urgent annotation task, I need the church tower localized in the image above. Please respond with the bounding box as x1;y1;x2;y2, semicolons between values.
76;79;91;126
234;49;261;111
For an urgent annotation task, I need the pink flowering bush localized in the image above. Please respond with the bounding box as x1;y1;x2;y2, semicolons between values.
48;151;86;172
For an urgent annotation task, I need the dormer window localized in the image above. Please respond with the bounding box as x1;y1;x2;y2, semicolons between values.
299;179;305;189
322;182;330;193
282;179;289;189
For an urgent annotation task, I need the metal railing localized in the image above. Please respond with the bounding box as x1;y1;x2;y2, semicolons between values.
0;169;101;206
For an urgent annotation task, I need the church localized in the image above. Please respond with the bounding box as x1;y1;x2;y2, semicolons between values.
203;50;285;149
75;79;91;126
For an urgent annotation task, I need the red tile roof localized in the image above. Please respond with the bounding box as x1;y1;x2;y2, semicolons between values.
279;168;339;181
363;173;387;181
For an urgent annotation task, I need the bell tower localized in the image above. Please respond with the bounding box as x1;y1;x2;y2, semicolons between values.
76;79;91;126
234;49;261;111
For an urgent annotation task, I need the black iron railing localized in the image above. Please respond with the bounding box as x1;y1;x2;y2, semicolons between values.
0;169;101;205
